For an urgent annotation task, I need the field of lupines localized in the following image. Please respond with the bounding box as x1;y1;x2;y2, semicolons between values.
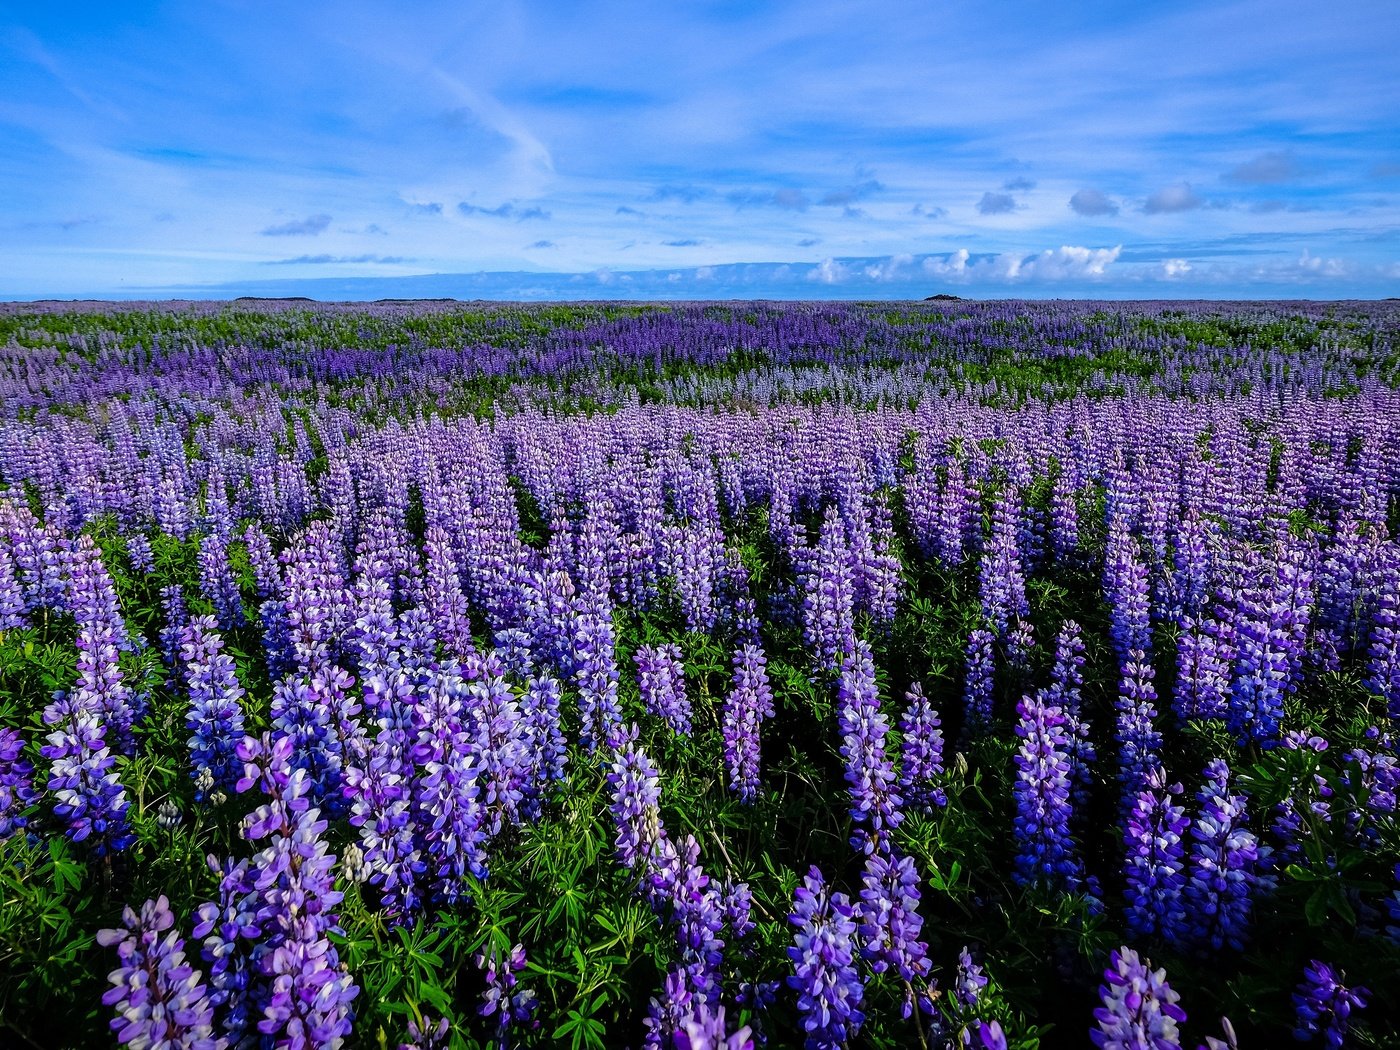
0;298;1398;1050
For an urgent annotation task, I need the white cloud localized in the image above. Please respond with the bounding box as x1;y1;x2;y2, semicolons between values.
1011;244;1122;280
922;249;969;277
808;257;850;283
1143;183;1204;214
1160;258;1192;278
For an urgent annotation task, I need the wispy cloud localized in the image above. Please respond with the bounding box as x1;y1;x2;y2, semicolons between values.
727;188;810;211
662;238;701;246
457;201;551;221
261;214;332;236
525;239;557;249
1224;150;1299;184
264;253;409;265
819;180;883;206
1003;176;1036;191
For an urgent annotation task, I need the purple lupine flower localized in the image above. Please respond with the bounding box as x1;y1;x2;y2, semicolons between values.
1004;616;1036;675
230;735;360;1045
800;506;857;670
198;531;244;630
671;1002;755;1050
1048;621;1095;809
1365;558;1400;719
1173;617;1232;722
607;725;663;871
787;866;865;1050
40;692;132;855
898;682;946;809
954;946;988;1008
1105;518;1153;661
65;533;141;753
1123;769;1189;943
521;674;568;802
270;664;365;818
478;942;540;1049
1293;960;1367;1049
573;609;623;752
646;832;728;1002
978;487;1028;638
399;1016;451;1050
858;848;931;1017
1184;759;1267;952
971;1020;1009;1050
0;726;36;841
1091;946;1186;1050
193;855;260;1046
962;629;996;736
96;894;217;1050
411;670;487;906
837;640;903;853
1012;689;1080;889
181;615;246;801
636;643;692;737
722;644;774;802
0;542;25;630
1116;649;1164;803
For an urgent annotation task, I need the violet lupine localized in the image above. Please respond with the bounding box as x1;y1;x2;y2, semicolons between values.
270;665;365;818
40;691;132;855
671;1002;755;1050
801;506;857;670
607;725;664;871
1293;960;1367;1049
66;533;141;753
399;1016;451;1050
646;832;729;1002
411;670;487;906
1365;558;1400;719
962;629;996;736
954;946;989;1009
468;654;534;839
0;726;36;841
1104;516;1152;661
837;640;903;853
857;848;932;1018
1122;770;1189;943
636;643;693;737
181;615;246;801
722;644;775;803
478;942;540;1050
787;866;865;1050
573;609;623;753
1011;690;1080;890
96;894;217;1050
970;1020;1009;1050
898;682;946;809
1049;621;1095;809
1116;649;1164;804
1091;947;1186;1050
198;531;244;630
1184;759;1267;953
0;542;24;630
520;674;568;806
1173;617;1232;722
227;734;359;1046
978;487;1028;639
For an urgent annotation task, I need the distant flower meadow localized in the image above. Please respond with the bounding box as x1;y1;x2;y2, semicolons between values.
0;299;1397;1048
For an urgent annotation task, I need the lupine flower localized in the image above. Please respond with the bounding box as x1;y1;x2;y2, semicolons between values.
722;644;774;802
837;640;902;852
858;848;931;1017
1293;960;1367;1049
637;643;692;737
962;629;996;736
607;725;663;871
979;487;1029;638
898;683;946;809
478;942;540;1049
40;692;132;855
787;866;864;1050
1091;946;1186;1050
954;946;988;1008
0;726;36;841
1012;690;1080;889
1105;518;1153;661
1116;649;1164;803
801;506;857;670
181;615;247;800
399;1016;451;1050
1123;769;1188;942
97;894;217;1050
672;1002;755;1050
1184;759;1267;952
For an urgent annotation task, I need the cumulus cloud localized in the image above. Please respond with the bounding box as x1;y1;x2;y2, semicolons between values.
728;188;810;211
261;214;331;236
911;203;948;220
1296;248;1347;277
1069;188;1119;216
1143;184;1204;214
863;254;913;281
1225;150;1298;184
1010;244;1121;280
264;253;407;265
406;201;443;215
977;191;1017;215
1003;176;1036;191
923;249;970;277
1160;258;1192;278
807;257;850;283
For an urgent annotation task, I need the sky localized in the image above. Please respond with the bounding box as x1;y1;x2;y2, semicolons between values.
1;0;1398;301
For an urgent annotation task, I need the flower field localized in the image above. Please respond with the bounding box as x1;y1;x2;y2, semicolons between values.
1;298;1398;1048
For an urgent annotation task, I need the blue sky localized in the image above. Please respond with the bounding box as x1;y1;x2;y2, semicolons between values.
2;0;1398;300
